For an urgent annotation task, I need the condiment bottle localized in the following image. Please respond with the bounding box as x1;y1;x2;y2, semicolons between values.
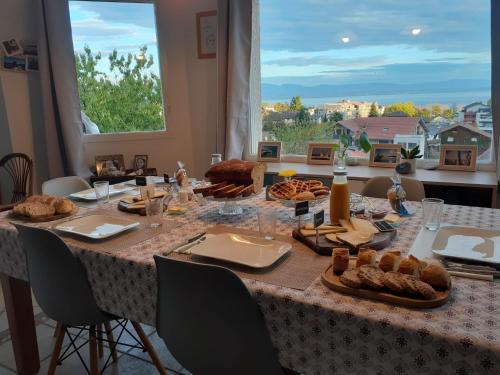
330;170;350;224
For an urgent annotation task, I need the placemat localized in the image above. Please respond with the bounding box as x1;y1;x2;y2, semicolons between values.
168;225;331;290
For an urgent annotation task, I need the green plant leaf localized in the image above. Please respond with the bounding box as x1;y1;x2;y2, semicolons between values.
359;131;371;153
339;134;349;147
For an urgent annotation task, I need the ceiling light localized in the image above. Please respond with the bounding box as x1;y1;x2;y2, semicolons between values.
411;28;422;36
341;37;350;44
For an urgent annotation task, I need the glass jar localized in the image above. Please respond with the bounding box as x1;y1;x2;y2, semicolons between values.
330;170;350;224
211;154;222;165
334;150;347;172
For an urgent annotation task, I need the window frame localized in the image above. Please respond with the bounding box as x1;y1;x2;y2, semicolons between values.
69;0;169;142
252;0;497;172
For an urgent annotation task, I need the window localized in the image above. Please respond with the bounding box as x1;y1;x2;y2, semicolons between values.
69;1;164;134
259;0;493;162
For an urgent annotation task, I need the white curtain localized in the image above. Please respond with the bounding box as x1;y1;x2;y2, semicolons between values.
217;0;255;160
38;0;90;177
493;0;500;181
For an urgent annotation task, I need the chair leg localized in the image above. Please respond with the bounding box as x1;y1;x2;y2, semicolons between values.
104;322;118;362
97;324;104;358
47;324;65;375
131;321;167;375
53;322;62;338
89;326;99;375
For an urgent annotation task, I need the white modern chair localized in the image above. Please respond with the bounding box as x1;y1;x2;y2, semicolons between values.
42;176;91;196
361;176;426;202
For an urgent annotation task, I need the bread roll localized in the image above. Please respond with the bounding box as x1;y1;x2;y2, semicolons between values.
398;255;421;277
24;202;55;218
420;264;451;290
332;248;350;274
356;248;377;267
54;198;76;214
379;251;402;272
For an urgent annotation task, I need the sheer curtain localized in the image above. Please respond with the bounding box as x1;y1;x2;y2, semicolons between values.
38;0;89;177
493;0;500;181
217;0;258;160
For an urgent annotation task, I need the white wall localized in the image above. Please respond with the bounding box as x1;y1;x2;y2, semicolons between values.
1;0;218;193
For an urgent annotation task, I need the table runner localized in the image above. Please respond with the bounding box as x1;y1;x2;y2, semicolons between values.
168;225;331;290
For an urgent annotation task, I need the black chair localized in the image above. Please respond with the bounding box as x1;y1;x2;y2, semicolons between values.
0;153;33;211
154;256;298;375
14;224;167;375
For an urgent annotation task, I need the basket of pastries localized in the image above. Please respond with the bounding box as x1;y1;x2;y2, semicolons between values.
10;195;78;222
269;179;329;206
322;249;451;308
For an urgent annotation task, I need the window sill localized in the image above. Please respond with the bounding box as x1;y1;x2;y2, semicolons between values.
83;130;174;144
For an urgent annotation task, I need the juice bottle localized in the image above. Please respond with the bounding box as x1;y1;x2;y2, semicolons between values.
330;170;350;224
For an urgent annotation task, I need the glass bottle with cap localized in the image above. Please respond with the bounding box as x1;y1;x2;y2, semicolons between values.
330;170;350;224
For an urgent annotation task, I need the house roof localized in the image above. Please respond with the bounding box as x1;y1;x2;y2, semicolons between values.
436;122;492;138
463;102;488;110
337;116;426;140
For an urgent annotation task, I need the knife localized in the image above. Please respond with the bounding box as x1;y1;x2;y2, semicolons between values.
164;232;207;255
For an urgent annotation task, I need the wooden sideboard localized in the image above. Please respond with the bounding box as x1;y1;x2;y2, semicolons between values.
264;163;499;208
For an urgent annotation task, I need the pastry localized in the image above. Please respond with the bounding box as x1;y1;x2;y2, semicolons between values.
340;269;363;288
269;181;297;200
309;185;328;192
54;198;76;214
358;265;385;290
383;271;406;294
356;248;377;267
304;179;323;188
290;179;309;193
24;202;55;218
312;189;329;198
398;255;422;277
379;251;402;272
420;264;451;290
332;248;350;274
293;191;315;201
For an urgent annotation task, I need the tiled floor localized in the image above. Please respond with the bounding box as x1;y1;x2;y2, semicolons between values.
0;288;191;374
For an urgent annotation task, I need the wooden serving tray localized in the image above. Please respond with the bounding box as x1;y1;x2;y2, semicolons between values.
321;264;451;308
292;228;396;256
8;208;78;223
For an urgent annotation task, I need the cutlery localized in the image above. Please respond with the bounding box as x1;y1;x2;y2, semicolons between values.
447;270;494;281
165;232;207;255
174;236;207;254
444;265;500;277
444;260;497;272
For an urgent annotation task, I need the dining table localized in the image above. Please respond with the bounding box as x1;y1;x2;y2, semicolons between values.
0;189;499;375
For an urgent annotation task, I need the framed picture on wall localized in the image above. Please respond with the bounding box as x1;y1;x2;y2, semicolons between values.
306;143;335;165
1;38;23;57
257;141;281;162
196;10;217;59
369;144;401;168
133;154;148;171
95;154;125;176
439;145;477;172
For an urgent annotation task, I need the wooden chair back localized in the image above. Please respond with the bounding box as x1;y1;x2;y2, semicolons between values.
0;153;33;208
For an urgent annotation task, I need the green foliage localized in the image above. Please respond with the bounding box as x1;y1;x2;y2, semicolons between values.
383;102;418;117
274;102;290;112
368;102;379;117
329;111;343;122
401;145;422;159
296;108;310;123
358;131;372;153
75;45;164;133
272;122;333;155
289;96;303;111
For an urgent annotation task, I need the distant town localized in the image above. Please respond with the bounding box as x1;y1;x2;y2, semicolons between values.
261;97;493;160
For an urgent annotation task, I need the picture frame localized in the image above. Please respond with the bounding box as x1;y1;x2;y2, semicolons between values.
439;144;477;172
369;144;401;168
95;154;125;176
257;141;281;162
196;10;217;59
307;143;335;165
133;154;148;171
1;38;23;57
1;55;26;72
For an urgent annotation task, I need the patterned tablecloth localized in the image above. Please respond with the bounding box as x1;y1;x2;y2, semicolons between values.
1;194;499;375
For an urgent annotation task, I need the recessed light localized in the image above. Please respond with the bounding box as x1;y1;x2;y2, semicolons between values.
341;37;350;44
411;28;422;36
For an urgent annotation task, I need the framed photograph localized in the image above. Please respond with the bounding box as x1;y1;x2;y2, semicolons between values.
2;55;26;72
20;41;37;56
95;154;125;176
257;141;281;162
369;144;401;168
26;55;38;71
439;145;477;172
307;143;335;165
1;38;23;57
196;10;217;59
133;154;148;171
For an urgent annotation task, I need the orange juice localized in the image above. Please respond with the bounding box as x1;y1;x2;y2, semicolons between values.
330;171;350;224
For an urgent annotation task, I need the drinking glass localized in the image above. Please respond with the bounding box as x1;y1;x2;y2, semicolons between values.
94;181;109;204
257;208;277;240
422;198;444;230
145;196;165;228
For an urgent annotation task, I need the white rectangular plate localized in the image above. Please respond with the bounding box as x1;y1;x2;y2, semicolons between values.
69;185;136;201
190;233;291;268
54;215;140;239
430;225;500;265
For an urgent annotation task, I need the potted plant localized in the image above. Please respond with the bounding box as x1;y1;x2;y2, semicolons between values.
335;132;371;170
397;145;422;174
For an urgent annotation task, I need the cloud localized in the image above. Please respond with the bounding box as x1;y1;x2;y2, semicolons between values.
264;55;387;67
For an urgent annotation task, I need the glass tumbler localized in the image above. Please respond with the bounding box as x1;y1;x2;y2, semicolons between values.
422;198;444;231
145;196;165;228
257;208;277;240
94;181;109;204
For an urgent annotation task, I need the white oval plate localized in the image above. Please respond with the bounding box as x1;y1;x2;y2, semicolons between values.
54;215;140;239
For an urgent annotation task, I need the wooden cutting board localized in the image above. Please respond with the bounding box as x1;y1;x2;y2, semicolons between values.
321;264;451;308
292;228;396;256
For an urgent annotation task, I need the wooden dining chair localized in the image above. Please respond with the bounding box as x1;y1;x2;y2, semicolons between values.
0;153;33;211
361;176;426;202
42;176;91;196
154;256;299;375
14;224;167;375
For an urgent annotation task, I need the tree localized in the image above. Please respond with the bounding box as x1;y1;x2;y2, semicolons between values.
329;111;343;122
296;108;311;123
442;108;456;120
368;102;379;117
274;102;290;112
75;45;164;133
488;98;492;108
383;102;417;117
289;96;303;111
